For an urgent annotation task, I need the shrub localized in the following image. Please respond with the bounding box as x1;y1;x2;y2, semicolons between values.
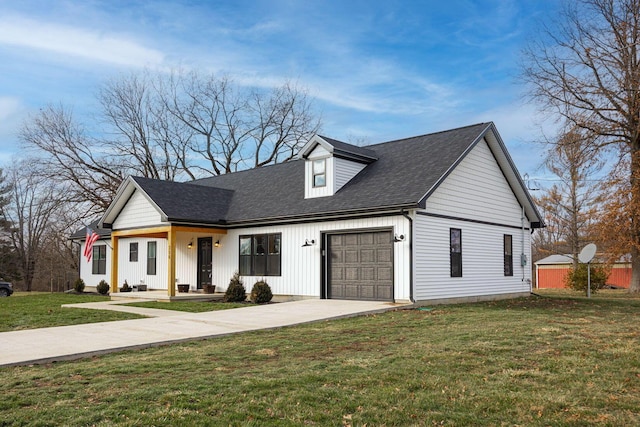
121;280;130;291
96;280;109;295
73;278;85;293
565;263;610;294
251;280;273;304
225;271;246;302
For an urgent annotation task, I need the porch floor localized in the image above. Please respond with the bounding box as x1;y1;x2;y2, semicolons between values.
110;290;224;302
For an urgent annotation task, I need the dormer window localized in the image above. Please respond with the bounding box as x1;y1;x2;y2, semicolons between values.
313;159;326;187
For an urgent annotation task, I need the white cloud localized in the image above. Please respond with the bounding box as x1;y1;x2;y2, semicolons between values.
0;97;21;121
0;15;164;67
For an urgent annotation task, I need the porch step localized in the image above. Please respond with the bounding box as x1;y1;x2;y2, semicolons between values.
110;290;224;303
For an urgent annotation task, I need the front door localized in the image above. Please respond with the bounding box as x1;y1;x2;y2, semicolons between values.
197;237;212;289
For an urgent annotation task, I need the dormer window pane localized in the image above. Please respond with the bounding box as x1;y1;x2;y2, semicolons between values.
313;159;326;187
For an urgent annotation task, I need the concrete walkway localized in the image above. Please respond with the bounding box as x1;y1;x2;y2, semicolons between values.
0;299;404;367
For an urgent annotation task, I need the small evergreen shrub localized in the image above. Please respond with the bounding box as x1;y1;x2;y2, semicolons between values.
251;280;273;304
73;278;85;293
225;271;246;302
565;263;610;294
96;280;110;295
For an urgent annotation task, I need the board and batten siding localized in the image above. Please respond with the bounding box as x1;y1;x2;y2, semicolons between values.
334;157;366;193
413;137;532;301
80;239;111;287
112;190;165;229
116;238;168;289
423;138;523;226
211;215;411;301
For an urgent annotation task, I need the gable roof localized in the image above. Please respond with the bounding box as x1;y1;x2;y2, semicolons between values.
299;135;378;163
99;122;543;228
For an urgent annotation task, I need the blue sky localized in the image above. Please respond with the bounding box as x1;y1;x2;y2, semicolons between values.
0;0;560;181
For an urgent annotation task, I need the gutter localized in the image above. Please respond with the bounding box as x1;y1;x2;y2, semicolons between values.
401;209;415;303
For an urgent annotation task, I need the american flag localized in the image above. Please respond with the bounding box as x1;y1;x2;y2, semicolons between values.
83;227;100;262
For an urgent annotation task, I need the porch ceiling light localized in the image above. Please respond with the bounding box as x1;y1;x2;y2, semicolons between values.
302;239;315;247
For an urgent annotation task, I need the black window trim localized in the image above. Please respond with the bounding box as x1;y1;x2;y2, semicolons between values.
92;245;107;275
450;228;462;278
504;234;513;277
239;233;282;276
129;242;138;262
147;241;157;276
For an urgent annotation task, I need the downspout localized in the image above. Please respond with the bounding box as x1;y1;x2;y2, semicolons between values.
401;209;415;303
521;205;529;291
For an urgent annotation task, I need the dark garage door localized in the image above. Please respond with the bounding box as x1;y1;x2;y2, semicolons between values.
327;230;394;301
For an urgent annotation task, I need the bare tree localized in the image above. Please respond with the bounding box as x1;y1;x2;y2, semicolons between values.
99;71;196;181
19;105;125;213
20;71;321;214
161;71;320;175
523;0;640;292
1;162;70;291
535;126;605;267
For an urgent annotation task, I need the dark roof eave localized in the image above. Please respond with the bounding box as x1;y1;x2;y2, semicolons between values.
222;203;420;227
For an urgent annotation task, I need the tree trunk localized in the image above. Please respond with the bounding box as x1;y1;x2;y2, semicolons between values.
630;246;640;293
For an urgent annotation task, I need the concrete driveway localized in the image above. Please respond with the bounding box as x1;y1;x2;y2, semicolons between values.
0;299;404;367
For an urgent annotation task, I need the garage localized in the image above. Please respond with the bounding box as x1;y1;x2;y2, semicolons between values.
327;230;394;301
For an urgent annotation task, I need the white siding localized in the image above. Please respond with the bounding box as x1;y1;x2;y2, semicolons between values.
307;144;330;159
413;213;532;301
424;138;523;227
116;238;168;289
305;156;334;199
112;190;165;229
212;215;411;301
79;239;111;287
334;157;366;193
413;137;533;301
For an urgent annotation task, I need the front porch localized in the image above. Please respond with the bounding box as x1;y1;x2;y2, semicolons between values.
110;289;225;302
109;224;227;297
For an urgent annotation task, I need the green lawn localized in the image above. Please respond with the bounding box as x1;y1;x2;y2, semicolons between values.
1;290;639;425
0;293;143;332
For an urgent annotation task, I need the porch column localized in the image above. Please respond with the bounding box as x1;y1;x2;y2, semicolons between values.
167;226;176;297
110;235;119;293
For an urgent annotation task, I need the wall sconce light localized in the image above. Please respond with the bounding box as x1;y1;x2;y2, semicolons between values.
302;239;315;247
187;240;193;249
214;240;220;248
394;234;405;242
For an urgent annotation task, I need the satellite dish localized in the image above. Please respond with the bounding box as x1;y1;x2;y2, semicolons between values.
578;243;597;263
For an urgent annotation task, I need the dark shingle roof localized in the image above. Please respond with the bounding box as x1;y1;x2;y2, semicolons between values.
188;122;490;224
317;135;378;162
69;220;112;240
91;123;496;230
131;177;234;224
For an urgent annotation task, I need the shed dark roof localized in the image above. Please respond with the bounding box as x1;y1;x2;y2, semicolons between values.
316;135;378;162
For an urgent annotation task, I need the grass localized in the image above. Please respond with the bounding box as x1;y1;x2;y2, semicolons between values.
125;300;254;312
0;293;144;332
1;290;639;425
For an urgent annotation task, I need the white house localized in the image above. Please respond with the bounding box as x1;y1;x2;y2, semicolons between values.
72;122;543;304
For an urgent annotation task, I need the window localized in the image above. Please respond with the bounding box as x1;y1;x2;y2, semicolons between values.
129;242;138;262
450;228;462;277
313;159;326;187
147;241;157;275
239;233;281;276
504;234;513;276
92;245;107;275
